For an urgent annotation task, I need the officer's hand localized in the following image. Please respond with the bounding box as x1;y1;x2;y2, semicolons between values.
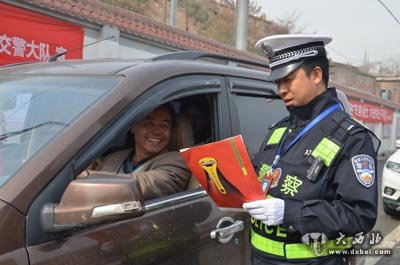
242;198;285;226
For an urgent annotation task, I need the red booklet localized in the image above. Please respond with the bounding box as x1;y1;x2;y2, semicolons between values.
180;135;265;210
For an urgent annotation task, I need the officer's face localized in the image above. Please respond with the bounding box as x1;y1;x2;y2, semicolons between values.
277;67;325;107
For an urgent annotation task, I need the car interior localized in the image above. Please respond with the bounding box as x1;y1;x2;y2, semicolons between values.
86;94;214;192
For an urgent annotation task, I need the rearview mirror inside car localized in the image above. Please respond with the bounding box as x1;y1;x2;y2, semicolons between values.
41;175;145;232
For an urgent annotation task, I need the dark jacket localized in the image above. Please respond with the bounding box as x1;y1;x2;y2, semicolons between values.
251;88;379;262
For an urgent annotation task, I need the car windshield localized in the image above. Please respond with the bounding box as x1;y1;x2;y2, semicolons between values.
0;75;122;187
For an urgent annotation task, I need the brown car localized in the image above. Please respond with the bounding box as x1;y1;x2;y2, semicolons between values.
0;52;288;265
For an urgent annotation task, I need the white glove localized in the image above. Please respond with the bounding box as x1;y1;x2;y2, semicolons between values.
242;198;285;226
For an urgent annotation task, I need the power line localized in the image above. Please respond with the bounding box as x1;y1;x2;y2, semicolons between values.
377;0;400;26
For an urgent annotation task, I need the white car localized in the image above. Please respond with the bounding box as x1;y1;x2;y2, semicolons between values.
382;140;400;216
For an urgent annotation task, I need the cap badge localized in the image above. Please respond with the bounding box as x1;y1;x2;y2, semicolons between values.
261;43;275;57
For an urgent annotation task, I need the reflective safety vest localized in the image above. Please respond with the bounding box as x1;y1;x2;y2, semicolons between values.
251;116;363;259
250;195;354;259
250;229;353;259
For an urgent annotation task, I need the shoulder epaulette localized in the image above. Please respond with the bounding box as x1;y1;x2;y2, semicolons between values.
331;111;368;134
269;116;290;129
341;116;370;135
329;111;380;153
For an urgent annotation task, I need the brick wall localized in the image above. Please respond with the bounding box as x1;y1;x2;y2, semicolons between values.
330;62;377;95
376;80;400;104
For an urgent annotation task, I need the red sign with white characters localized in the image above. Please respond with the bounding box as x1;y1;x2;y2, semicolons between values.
0;2;84;65
348;99;393;124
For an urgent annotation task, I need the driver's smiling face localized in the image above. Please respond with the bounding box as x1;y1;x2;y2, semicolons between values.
131;106;172;162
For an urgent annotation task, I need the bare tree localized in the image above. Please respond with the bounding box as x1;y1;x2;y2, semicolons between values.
378;57;400;76
276;11;304;34
247;1;303;53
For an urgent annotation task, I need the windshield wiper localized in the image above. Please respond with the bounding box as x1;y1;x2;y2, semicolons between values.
0;121;67;141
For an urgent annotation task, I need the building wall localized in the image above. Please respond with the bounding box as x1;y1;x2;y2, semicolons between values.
119;36;171;59
331;63;377;95
355;74;376;95
83;27;99;59
331;64;355;87
82;26;171;60
376;80;400;103
376;110;399;155
371;121;397;155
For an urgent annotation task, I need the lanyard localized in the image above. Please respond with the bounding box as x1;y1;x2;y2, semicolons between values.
269;103;341;172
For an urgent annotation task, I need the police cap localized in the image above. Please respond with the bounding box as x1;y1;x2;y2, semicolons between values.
255;34;332;82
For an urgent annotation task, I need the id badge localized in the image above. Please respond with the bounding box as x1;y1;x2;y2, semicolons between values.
261;168;281;194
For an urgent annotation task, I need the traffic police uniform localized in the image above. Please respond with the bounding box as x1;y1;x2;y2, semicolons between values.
247;35;380;265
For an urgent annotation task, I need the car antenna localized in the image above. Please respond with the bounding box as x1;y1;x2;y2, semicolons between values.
47;35;115;62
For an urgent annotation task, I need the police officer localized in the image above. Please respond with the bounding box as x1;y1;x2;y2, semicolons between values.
242;34;380;265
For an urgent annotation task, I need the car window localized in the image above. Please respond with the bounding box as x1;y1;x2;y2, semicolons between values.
0;75;122;186
234;95;287;159
85;94;216;197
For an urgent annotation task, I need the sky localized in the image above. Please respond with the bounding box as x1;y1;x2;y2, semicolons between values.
253;0;400;67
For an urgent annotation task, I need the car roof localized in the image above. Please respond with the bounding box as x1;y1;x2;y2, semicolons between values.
0;59;144;75
0;57;271;81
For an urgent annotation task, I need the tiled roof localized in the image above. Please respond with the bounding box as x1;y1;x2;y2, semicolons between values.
17;0;265;62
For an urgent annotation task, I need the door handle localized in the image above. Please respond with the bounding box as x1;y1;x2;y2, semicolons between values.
210;217;244;243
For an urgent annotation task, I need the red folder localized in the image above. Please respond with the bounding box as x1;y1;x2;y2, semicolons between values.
180;135;265;210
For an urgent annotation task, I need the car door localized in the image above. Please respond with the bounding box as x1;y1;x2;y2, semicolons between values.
26;75;247;265
226;76;288;261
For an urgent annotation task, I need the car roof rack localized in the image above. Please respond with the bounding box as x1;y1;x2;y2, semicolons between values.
151;51;269;70
1;61;38;68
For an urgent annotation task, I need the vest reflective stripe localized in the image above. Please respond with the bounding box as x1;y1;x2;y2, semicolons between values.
311;137;341;167
251;229;353;259
267;127;287;145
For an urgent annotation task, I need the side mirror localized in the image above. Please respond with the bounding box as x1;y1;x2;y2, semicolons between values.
396;140;400;149
42;175;145;232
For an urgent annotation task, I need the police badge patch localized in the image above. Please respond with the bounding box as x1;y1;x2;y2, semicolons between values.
351;154;375;187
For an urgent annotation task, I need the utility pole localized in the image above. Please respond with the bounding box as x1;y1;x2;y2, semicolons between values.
235;0;249;51
170;0;177;27
185;0;189;31
163;0;168;23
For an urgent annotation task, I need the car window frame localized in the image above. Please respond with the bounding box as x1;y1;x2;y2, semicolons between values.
226;77;287;159
26;74;226;245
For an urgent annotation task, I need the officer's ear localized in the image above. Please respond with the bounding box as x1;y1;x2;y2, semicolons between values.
311;66;323;85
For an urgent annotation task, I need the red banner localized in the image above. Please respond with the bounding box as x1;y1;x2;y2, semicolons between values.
0;3;84;65
348;99;393;124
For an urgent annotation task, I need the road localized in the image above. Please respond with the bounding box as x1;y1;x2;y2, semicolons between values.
373;157;400;237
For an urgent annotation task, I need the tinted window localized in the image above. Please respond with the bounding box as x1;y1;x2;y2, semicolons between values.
234;95;287;159
0;76;122;186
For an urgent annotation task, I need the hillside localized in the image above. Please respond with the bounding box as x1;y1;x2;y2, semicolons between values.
100;0;292;54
